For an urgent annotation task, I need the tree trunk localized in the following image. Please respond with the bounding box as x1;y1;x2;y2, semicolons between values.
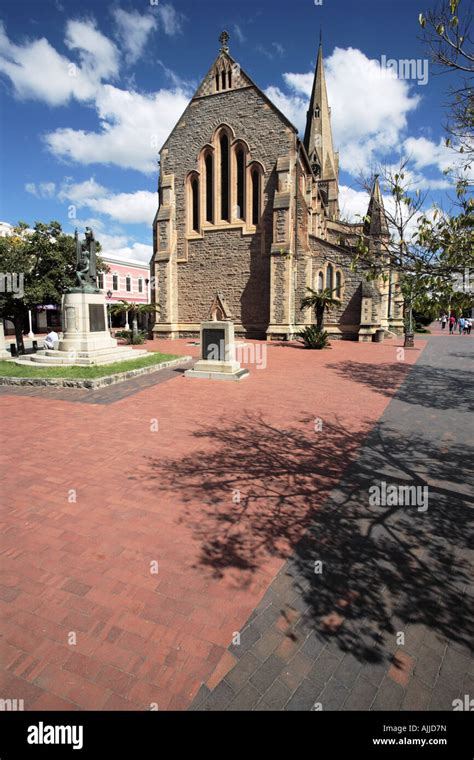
14;312;25;354
132;316;138;339
316;306;324;331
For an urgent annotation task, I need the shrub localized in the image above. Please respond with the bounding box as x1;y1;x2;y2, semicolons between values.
297;326;331;349
116;330;147;345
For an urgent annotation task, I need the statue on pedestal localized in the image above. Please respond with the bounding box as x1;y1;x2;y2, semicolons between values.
70;228;100;293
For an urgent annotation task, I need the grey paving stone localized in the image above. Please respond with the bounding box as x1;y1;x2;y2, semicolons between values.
189;683;210;710
371;678;405;711
279;651;314;692
439;646;471;685
252;603;281;633
249;654;285;694
318;677;351;711
307;649;342;686
301;631;326;661
200;679;235;711
414;648;442;687
249;629;283;662
342;676;378;711
226;683;261;711
285;678;320;711
224;651;260;692
359;659;389;688
401;677;432;711
429;679;461;711
260;679;292;710
233;623;261;658
333;653;364;688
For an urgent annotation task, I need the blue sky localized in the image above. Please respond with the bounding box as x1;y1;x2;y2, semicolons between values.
0;0;462;261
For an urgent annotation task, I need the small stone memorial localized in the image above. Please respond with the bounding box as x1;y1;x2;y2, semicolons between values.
185;294;249;381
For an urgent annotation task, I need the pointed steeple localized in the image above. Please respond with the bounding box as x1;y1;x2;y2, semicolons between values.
364;175;389;238
303;38;337;184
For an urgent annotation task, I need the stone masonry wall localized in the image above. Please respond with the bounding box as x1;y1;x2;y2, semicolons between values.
160;86;294;335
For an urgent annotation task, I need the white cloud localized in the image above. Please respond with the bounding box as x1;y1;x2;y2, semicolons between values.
233;24;246;44
338;185;370;222
0;19;118;106
266;47;421;176
112;8;157;63
44;84;190;173
155;3;184;36
58;179;157;224
25;181;56;198
65;19;119;81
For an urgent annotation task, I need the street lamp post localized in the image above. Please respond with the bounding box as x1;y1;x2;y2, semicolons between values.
106;290;113;330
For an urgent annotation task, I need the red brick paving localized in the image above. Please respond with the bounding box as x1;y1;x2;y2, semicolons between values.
0;336;426;710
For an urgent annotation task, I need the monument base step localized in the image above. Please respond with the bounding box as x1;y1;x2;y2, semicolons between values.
14;347;148;367
184;368;249;382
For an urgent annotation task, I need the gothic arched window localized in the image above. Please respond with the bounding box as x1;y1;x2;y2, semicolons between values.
251;167;261;226
221;70;226;90
314;105;320;118
215;72;220;92
220;133;230;221
318;271;324;293
205;154;214;223
335;270;342;299
326;264;334;293
191;177;199;232
236;148;245;220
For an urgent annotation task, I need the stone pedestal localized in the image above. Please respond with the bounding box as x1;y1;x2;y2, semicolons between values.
13;290;148;367
0;321;11;360
185;320;249;381
59;292;117;353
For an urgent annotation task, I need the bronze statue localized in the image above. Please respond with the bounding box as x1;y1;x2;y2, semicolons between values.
71;228;100;293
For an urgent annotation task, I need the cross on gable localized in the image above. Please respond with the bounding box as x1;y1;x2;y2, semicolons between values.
219;30;230;52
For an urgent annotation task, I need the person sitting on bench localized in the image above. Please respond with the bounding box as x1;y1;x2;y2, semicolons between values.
43;329;59;350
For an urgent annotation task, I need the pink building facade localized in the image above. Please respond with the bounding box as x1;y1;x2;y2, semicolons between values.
98;256;151;329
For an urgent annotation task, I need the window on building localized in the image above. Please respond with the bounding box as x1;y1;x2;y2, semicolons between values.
228;69;232;88
126;276;131;292
326;264;334;293
205;153;214;223
97;273;104;289
251;168;261;226
220;133;230;221
112;274;118;291
314;105;320;118
191;177;199;231
318;271;324;293
138;278;143;293
221;70;226;90
335;271;342;299
215;72;220;91
236;148;245;220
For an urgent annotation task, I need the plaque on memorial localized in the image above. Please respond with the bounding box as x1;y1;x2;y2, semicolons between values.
89;304;106;332
202;328;225;360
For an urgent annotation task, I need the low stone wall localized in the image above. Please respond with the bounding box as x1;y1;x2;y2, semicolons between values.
0;356;192;391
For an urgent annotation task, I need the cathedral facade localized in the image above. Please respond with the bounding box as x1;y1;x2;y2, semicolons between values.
150;32;404;341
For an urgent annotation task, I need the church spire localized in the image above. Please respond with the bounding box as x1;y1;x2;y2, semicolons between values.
303;38;337;182
364;175;389;238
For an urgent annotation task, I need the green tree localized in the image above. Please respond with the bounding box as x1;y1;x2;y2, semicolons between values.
300;287;339;331
109;300;155;340
0;222;106;353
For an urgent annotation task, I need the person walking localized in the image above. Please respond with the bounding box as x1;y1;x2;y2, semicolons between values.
458;316;465;335
441;314;447;330
449;315;456;334
466;318;472;335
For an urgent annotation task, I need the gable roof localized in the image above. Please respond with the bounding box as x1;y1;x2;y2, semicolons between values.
160;48;298;153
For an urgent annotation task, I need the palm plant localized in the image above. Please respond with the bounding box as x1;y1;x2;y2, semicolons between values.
109;300;155;340
300;287;339;330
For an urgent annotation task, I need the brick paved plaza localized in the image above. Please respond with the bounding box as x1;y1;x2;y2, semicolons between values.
1;334;472;711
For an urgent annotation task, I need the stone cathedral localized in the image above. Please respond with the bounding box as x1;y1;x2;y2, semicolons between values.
150;32;404;341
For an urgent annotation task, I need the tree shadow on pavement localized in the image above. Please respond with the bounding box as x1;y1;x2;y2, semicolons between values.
143;410;473;664
327;361;474;411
